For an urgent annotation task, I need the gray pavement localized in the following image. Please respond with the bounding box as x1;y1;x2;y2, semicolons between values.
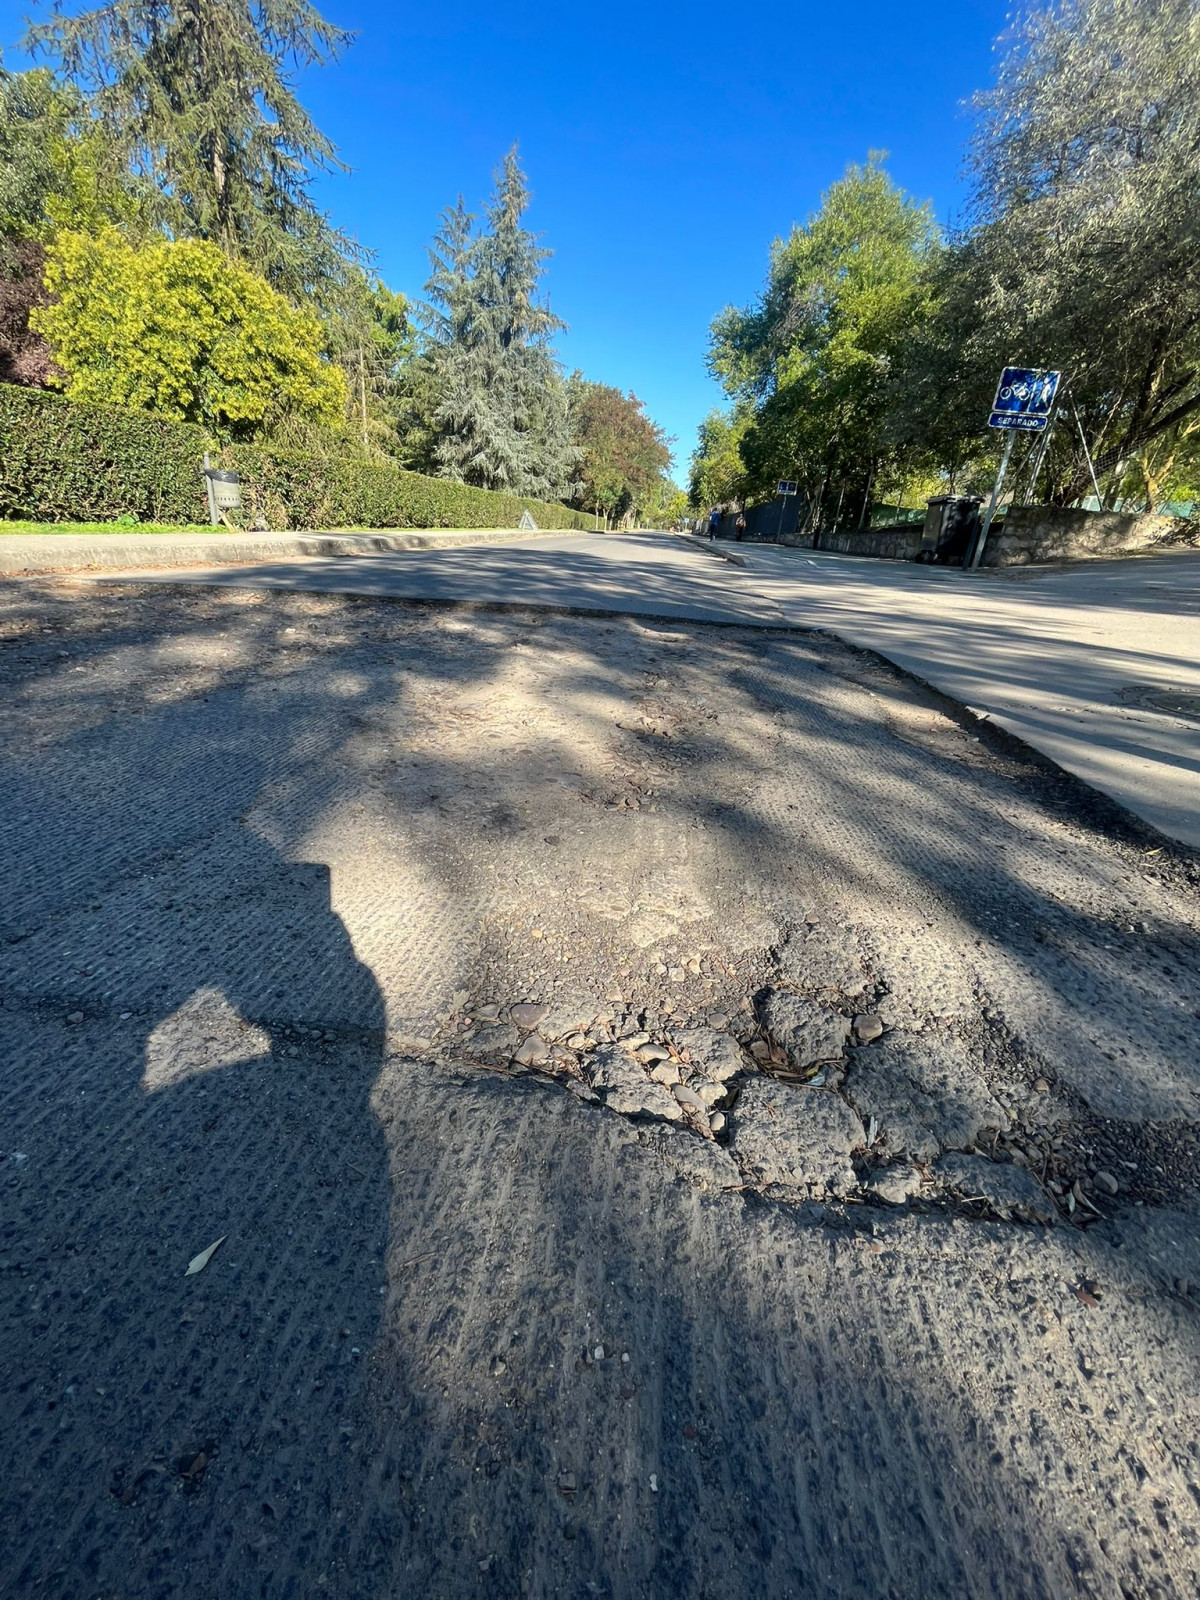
0;524;572;573
88;529;786;626
736;544;1200;848
92;529;1198;847
4;579;1200;1600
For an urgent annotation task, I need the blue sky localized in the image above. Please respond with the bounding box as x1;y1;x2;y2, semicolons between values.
2;0;1002;476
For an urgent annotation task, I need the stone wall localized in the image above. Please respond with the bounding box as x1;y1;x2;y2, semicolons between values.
713;499;1196;567
713;499;804;543
984;504;1188;566
811;524;926;560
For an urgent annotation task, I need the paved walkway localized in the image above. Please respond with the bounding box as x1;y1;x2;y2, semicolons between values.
737;545;1200;848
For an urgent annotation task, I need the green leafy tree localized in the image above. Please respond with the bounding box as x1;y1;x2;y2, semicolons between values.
27;0;356;299
1;64;142;384
903;0;1200;507
709;156;937;526
568;376;672;525
33;228;346;435
640;479;688;529
423;150;577;499
687;408;752;511
326;266;413;454
1;67;69;383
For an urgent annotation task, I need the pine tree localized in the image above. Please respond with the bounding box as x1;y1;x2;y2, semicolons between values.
27;0;356;299
424;149;577;498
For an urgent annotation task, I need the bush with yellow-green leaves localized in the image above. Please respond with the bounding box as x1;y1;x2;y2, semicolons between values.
32;231;347;438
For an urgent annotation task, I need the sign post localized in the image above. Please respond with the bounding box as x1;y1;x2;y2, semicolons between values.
202;451;219;526
776;479;798;541
968;367;1061;569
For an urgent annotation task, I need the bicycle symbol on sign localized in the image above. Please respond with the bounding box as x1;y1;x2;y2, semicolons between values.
989;367;1061;432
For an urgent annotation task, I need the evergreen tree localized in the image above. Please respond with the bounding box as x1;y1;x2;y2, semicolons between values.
424;149;577;498
27;0;356;299
325;266;413;455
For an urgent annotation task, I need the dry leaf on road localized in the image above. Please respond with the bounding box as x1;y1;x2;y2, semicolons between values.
184;1237;226;1276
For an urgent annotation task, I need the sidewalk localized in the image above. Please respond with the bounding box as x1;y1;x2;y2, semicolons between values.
736;544;1200;849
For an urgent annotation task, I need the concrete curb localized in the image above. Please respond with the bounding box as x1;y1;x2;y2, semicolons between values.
670;532;748;567
0;525;568;575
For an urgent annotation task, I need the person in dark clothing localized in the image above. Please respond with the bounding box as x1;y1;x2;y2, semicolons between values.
735;512;747;541
708;508;721;538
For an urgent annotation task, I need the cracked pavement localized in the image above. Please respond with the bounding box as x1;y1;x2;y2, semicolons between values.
2;580;1200;1599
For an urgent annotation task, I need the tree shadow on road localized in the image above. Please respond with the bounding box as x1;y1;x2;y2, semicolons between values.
1;580;1199;1599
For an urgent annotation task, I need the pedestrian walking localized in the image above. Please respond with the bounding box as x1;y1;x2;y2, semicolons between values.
708;508;720;539
735;512;747;541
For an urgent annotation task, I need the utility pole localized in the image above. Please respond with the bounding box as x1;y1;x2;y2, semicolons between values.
858;464;874;530
1023;408;1060;505
202;451;219;526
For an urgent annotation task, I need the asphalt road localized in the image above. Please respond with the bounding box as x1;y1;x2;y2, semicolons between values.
2;579;1199;1600
111;529;787;627
96;530;1200;846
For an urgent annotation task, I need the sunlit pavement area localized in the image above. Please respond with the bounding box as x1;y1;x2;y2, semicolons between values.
94;530;1200;847
736;542;1200;849
3;576;1200;1598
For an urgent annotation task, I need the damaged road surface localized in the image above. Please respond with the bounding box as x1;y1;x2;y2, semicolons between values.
2;582;1200;1600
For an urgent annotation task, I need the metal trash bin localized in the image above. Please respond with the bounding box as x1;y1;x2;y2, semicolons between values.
918;495;981;564
205;469;242;511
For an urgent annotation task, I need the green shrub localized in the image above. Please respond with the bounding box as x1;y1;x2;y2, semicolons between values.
0;384;208;523
0;383;600;532
221;443;599;532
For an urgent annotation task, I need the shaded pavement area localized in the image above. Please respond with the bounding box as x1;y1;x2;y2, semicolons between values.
101;530;786;628
2;581;1200;1599
87;530;1200;847
739;544;1200;849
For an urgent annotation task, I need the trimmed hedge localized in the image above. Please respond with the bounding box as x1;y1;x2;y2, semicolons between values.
0;382;600;532
221;442;600;532
0;384;208;523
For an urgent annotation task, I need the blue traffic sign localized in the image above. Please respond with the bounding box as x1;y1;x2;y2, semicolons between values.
777;480;798;496
989;367;1061;432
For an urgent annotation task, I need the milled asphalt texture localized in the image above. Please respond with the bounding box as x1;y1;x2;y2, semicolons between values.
67;526;1200;845
2;559;1199;1600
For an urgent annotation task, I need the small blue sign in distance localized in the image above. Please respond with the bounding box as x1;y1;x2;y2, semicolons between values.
988;367;1060;432
777;480;798;496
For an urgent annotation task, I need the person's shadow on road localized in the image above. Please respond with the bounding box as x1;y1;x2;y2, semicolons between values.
1;709;396;1596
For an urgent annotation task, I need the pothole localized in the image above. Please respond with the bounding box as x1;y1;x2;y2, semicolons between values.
1116;684;1200;723
408;922;1140;1230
